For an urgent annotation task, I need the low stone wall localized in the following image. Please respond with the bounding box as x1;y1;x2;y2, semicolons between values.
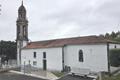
110;66;120;75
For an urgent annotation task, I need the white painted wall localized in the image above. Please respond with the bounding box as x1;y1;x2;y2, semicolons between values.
109;43;120;49
21;47;63;71
22;41;28;47
21;43;120;73
64;44;108;72
17;40;28;66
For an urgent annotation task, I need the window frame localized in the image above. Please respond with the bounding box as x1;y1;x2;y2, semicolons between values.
33;52;37;58
43;52;46;58
78;50;84;62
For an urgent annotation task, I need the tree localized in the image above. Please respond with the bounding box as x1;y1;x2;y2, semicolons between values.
105;33;110;39
0;40;17;59
100;31;120;42
111;31;117;39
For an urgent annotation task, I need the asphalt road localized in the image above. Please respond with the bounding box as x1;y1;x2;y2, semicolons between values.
0;72;47;80
57;75;94;80
0;72;94;80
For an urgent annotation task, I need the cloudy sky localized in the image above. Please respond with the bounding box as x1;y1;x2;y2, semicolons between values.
0;0;120;41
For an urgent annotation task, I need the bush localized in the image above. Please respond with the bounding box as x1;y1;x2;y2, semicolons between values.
110;49;120;67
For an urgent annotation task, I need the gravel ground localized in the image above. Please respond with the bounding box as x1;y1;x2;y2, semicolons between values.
0;72;47;80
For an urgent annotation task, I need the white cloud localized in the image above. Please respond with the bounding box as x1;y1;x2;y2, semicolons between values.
0;0;120;41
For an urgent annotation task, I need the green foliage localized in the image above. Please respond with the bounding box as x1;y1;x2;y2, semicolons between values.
110;49;120;67
100;31;120;42
0;40;17;59
102;74;120;80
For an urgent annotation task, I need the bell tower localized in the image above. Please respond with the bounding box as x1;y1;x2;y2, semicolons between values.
16;1;29;66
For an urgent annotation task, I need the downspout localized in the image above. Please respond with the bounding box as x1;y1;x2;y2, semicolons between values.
62;45;65;72
107;42;111;75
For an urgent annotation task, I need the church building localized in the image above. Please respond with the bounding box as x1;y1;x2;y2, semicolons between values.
16;2;120;74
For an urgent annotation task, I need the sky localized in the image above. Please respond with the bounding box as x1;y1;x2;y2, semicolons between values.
0;0;120;41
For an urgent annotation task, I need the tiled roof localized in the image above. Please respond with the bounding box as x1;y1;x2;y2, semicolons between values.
24;36;118;49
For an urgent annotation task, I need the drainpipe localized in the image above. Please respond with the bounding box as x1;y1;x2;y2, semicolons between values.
107;42;111;76
62;45;65;72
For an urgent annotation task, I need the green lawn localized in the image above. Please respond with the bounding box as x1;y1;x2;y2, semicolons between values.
52;71;65;77
97;74;120;80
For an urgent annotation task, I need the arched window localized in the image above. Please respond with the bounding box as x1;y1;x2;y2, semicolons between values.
33;52;36;58
79;50;84;62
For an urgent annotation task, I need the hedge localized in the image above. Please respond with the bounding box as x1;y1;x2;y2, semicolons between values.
110;49;120;67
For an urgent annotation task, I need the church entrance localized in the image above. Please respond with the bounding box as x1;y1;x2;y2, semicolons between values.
43;60;47;70
43;52;47;70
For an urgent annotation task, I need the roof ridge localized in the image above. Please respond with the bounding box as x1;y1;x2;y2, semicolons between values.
25;35;120;49
30;35;99;43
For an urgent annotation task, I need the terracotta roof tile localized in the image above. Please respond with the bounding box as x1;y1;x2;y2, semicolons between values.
24;36;118;49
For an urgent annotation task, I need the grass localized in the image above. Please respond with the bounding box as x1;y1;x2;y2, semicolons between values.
103;74;120;80
52;71;65;77
97;74;120;80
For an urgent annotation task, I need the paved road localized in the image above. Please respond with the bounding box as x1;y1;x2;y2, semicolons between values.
0;72;47;80
58;75;94;80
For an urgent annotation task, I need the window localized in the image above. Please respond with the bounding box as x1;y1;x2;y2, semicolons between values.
114;45;117;48
23;26;26;36
33;61;37;66
33;52;36;58
43;52;46;58
79;50;84;62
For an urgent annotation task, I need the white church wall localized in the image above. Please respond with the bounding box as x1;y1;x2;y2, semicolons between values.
22;41;28;47
21;47;63;71
21;43;120;72
64;44;108;72
109;43;120;49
